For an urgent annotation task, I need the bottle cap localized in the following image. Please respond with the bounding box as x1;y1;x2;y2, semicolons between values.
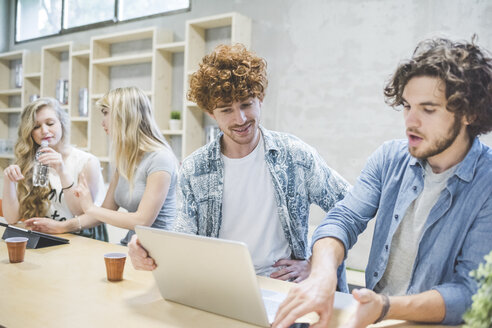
40;140;49;148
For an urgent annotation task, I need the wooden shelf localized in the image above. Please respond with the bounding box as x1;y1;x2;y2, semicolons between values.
0;50;24;61
24;72;41;79
156;41;185;53
91;93;104;100
43;42;71;52
92;53;153;66
91;91;151;99
0;89;22;96
92;27;157;45
0;107;22;113
185;101;199;108
71;117;89;122
71;49;90;58
187;13;235;29
161;129;184;136
0;153;15;159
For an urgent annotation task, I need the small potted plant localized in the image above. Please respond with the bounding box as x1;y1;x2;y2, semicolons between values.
169;111;182;130
463;250;492;327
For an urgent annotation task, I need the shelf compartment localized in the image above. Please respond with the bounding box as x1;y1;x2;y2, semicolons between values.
71;120;88;149
41;42;72;100
91;27;172;61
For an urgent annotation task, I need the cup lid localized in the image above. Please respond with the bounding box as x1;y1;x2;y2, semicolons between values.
104;252;126;259
5;237;29;243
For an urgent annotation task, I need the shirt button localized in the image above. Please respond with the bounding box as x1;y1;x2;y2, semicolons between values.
385;244;389;250
412;186;417;191
374;272;378;277
394;214;399;219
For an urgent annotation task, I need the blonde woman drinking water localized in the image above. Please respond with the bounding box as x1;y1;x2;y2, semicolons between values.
3;97;107;240
25;87;178;245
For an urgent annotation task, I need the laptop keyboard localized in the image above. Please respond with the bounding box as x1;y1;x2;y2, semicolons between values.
261;289;287;323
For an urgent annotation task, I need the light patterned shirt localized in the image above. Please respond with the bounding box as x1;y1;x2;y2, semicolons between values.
173;125;350;260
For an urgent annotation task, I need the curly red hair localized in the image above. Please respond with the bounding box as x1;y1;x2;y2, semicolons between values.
187;44;268;113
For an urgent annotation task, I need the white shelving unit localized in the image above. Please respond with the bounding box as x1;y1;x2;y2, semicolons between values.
0;50;39;171
0;12;252;183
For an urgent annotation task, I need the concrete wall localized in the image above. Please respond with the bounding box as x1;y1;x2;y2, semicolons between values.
4;0;492;269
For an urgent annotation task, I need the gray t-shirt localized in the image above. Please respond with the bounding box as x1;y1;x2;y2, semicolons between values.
115;148;178;245
375;162;457;295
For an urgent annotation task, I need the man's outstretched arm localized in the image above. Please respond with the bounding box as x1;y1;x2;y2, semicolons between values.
272;237;345;328
344;288;445;328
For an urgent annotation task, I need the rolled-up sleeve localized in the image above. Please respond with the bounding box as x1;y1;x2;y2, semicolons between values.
433;193;492;325
312;143;384;256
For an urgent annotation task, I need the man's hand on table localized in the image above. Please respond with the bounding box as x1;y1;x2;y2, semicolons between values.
341;288;385;328
270;258;311;283
272;272;337;328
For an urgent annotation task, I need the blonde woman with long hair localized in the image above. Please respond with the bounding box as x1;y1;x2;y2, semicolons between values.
3;97;107;241
26;87;178;245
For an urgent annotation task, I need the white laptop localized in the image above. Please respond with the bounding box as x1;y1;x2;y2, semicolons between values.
135;225;355;327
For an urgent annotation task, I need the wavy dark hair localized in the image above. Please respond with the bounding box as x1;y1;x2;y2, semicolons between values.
384;36;492;138
187;43;268;113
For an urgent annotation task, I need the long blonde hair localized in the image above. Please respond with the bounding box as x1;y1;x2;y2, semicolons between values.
15;98;70;219
96;87;170;188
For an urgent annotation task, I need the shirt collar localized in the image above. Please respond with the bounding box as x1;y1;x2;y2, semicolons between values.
259;125;280;154
408;137;482;183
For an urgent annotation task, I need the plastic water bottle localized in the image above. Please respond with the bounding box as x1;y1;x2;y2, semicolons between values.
33;140;49;187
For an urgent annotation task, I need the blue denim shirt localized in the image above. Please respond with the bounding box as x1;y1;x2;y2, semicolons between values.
174;126;349;283
313;138;492;325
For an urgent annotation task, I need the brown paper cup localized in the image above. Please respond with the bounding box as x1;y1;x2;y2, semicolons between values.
104;252;126;282
6;237;28;263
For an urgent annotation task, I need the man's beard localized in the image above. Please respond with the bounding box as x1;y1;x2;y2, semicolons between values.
409;115;463;160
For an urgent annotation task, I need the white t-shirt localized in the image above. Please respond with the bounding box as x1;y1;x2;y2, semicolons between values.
219;135;291;276
376;162;457;295
47;147;106;221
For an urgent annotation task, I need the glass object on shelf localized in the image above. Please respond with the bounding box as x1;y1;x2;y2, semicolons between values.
78;88;88;117
0;139;15;155
118;0;189;21
29;94;40;102
0;139;5;154
63;0;115;29
56;79;69;105
16;0;62;42
15;62;23;88
205;125;220;144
